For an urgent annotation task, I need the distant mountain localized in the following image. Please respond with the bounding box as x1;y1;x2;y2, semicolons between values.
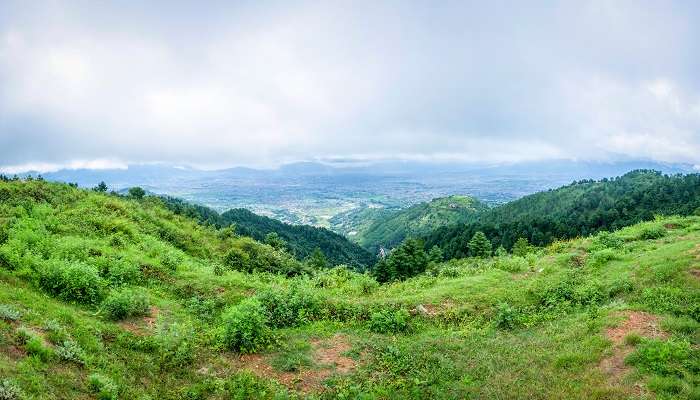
347;195;490;253
423;170;700;260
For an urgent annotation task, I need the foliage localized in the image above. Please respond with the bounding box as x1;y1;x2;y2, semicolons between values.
373;238;428;282
256;285;325;328
425;170;700;260
305;247;328;270
0;304;21;321
511;237;532;256
156;321;196;369
468;231;492;258
0;379;23;400
55;340;86;364
100;288;150;320
369;309;411;334
221;298;272;353
127;186;146;199
37;260;105;305
88;374;118;400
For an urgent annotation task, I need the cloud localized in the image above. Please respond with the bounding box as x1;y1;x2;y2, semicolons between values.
0;0;699;171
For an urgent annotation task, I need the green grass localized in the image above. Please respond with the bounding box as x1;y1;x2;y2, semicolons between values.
0;180;698;399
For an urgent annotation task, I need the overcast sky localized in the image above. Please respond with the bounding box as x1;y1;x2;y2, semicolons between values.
1;0;699;172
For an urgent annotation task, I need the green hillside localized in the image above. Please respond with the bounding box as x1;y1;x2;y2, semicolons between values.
349;195;489;253
1;178;698;399
160;197;375;269
425;170;700;260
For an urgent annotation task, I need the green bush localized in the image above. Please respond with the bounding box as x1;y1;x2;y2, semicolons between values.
88;373;118;400
494;302;521;330
0;379;23;400
55;340;86;364
590;231;623;251
638;226;666;240
256;286;325;328
156;321;195;369
0;304;21;321
224;247;250;272
105;259;141;286
221;298;271;353
43;319;68;344
494;256;528;273
588;248;619;267
368;309;410;334
101;288;150;320
37;260;105;305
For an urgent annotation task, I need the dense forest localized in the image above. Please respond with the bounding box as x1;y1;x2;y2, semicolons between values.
349;195;488;253
424;170;700;259
159;196;375;269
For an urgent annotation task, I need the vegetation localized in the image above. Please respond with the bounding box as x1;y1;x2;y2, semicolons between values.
425;170;700;259
160;197;375;269
0;178;698;399
348;195;488;253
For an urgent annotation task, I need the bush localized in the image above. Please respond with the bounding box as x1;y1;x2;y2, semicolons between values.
161;251;182;272
88;373;118;400
494;256;528;273
55;340;86;364
101;288;150;320
224;248;250;272
368;309;410;334
221;298;271;353
43;319;68;344
38;260;105;305
626;338;692;377
0;379;23;400
256;286;325;328
156;321;195;369
588;248;619;267
0;305;21;321
105;260;141;286
494;302;520;330
638;226;666;240
590;231;623;251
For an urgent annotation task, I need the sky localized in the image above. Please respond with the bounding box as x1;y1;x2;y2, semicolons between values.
1;0;699;172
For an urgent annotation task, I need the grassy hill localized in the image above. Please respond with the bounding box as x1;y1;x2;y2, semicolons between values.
342;195;489;253
425;170;700;260
0;179;698;399
160;196;375;269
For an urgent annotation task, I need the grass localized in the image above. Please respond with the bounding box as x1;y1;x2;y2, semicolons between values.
0;180;698;399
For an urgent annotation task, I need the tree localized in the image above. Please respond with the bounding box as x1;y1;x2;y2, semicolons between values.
128;187;146;199
512;237;531;257
224;247;250;272
94;181;108;193
468;231;491;258
264;232;286;250
306;248;328;270
428;245;443;264
372;258;395;283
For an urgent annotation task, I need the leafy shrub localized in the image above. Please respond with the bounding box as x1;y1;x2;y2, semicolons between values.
156;321;195;369
0;379;23;400
221;298;271;353
256;286;325;328
590;231;623;251
55;340;86;364
185;296;222;322
212;263;225;276
626;338;692;377
314;266;379;295
37;260;105;305
588;248;619;267
494;256;528;273
0;304;21;321
640;286;685;315
161;251;183;272
368;309;410;334
101;288;150;320
494;302;520;330
223;247;251;272
105;260;141;286
637;226;666;240
88;373;118;400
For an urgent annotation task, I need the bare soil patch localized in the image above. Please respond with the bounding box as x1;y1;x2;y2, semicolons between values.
119;306;159;336
237;334;359;393
599;311;667;394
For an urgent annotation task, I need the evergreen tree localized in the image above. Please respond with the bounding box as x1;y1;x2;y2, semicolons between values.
94;181;108;193
469;231;491;258
128;187;146;199
512;237;531;257
372;258;395;283
428;245;443;264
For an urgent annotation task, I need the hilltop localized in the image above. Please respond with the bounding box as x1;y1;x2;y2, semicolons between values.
0;178;698;399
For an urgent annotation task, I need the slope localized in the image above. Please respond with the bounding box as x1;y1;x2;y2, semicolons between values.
425;170;700;259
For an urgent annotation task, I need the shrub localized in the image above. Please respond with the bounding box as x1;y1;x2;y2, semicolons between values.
494;256;528;273
161;251;182;272
43;319;68;344
55;340;86;364
0;379;23;400
224;248;250;272
38;260;105;305
494;302;520;330
638;226;666;240
588;248;619;267
156;321;195;369
368;309;410;334
0;305;21;321
212;263;225;276
221;298;271;353
88;373;118;400
256;286;325;328
101;288;150;320
626;338;693;377
106;260;141;286
590;231;623;251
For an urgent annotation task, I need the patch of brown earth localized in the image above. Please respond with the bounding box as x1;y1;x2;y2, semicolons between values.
599;311;667;393
689;268;700;280
237;334;358;393
663;223;679;229
119;306;160;336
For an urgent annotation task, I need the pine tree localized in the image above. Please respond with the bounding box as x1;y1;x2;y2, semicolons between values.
512;237;531;257
94;181;108;193
468;231;491;258
428;245;443;264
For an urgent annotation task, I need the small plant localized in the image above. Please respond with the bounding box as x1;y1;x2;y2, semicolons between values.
256;285;324;328
638;226;666;240
88;373;118;400
212;262;225;276
221;298;271;353
369;309;410;334
55;340;86;365
0;379;23;400
624;333;642;346
101;288;150;320
0;304;21;321
156;321;195;369
625;338;691;376
43;319;68;344
25;336;53;362
494;302;520;330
